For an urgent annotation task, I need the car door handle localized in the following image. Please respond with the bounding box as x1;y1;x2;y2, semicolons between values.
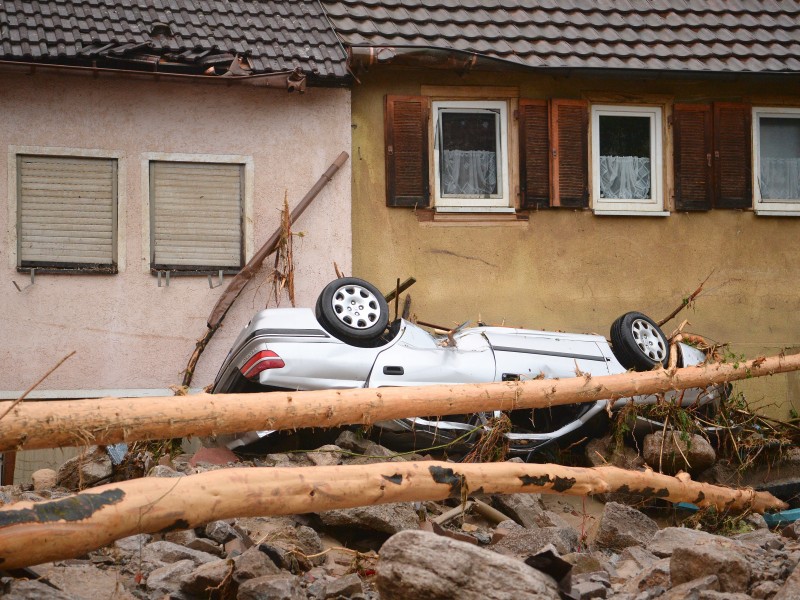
383;366;404;376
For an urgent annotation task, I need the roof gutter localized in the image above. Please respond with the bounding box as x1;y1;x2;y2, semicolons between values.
348;46;482;73
0;59;307;92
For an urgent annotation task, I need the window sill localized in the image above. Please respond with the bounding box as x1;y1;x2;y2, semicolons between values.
755;209;800;217
593;210;670;217
416;208;529;226
17;264;118;275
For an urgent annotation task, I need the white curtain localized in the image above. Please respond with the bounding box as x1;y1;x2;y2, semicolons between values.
441;149;497;196
760;158;800;200
599;155;651;199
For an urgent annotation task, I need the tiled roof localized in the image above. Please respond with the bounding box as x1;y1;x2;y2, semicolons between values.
320;0;800;74
0;1;349;81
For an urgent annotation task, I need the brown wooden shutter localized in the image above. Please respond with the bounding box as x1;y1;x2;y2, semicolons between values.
550;99;589;208
673;104;713;211
519;99;551;209
385;95;430;207
714;102;752;209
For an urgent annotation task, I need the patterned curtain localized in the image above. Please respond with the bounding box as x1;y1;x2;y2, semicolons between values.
599;155;651;200
441;150;498;196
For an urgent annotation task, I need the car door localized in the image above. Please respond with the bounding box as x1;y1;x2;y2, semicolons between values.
482;329;612;381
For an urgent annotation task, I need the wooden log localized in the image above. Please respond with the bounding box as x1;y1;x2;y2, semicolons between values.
0;460;786;570
1;352;799;452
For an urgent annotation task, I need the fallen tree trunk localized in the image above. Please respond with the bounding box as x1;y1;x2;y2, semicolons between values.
1;352;799;452
0;460;786;569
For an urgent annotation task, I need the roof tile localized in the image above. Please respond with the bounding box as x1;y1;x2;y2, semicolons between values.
321;0;800;74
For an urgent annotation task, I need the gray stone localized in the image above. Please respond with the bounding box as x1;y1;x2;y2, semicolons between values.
187;537;225;557
734;528;785;551
237;575;307;600
662;575;720;600
698;593;752;600
31;468;57;491
206;520;240;544
377;530;560;600
113;533;152;554
650;527;742;558
233;547;282;582
621;558;671;594
572;580;608;599
0;579;80;599
751;580;782;599
562;552;611;576
670;545;750;593
142;540;220;567
491;493;546;528
318;502;419;534
782;522;800;540
335;429;373;453
165;528;198;546
180;558;235;596
322;573;364;598
773;561;800;600
491;526;580;558
744;512;769;530
593;502;658;551
306;444;344;466
148;465;185;478
643;431;716;475
56;446;112;489
146;559;195;596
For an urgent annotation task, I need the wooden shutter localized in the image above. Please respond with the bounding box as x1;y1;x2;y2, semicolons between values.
151;161;243;270
673;104;713;211
519;99;551;209
550;99;589;208
385;95;430;207
18;155;116;267
714;102;752;209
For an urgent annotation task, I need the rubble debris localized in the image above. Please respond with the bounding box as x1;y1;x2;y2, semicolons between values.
643;430;716;475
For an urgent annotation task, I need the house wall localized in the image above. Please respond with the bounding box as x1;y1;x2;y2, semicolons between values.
351;68;800;419
0;71;352;395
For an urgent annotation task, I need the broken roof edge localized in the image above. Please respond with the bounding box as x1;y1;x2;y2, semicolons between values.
0;59;332;92
346;44;800;78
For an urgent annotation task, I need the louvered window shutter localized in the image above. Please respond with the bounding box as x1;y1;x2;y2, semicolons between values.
550;99;589;208
519;99;551;209
17;155;117;268
385;95;430;207
673;104;713;211
714;103;752;209
151;161;243;270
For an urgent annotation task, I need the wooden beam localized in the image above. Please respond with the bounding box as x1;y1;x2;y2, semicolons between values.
0;461;786;570
0;352;798;452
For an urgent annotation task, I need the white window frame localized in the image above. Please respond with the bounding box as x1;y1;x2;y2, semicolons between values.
7;146;126;271
753;107;800;216
141;153;254;274
431;100;512;212
591;105;667;216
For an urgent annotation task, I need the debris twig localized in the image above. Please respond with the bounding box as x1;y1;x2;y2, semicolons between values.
657;271;714;327
0;350;75;422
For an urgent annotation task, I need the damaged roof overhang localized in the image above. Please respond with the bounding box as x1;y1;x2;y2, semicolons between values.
0;42;310;92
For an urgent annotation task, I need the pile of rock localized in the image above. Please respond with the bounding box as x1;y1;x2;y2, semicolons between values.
1;431;798;600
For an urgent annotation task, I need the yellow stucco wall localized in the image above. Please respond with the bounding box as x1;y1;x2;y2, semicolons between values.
351;68;800;419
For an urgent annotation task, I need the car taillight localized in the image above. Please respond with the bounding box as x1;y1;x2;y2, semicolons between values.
240;350;285;380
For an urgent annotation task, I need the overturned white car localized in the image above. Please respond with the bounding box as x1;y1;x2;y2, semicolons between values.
211;278;725;457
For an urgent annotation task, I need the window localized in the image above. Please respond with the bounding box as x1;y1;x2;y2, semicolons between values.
432;101;511;211
754;108;800;215
149;160;244;272
591;105;665;215
16;154;118;272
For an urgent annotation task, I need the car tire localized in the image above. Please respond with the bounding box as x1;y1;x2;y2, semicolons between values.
316;277;390;346
610;311;670;371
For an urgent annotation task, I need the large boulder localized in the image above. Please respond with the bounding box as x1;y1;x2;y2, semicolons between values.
377;530;560;600
643;431;716;475
592;502;659;551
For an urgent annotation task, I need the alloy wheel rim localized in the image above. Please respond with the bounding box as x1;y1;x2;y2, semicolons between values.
331;284;381;329
631;318;666;362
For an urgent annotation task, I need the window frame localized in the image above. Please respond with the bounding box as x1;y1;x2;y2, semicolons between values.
752;106;800;216
590;104;667;216
8;146;125;273
141;152;254;274
430;99;513;213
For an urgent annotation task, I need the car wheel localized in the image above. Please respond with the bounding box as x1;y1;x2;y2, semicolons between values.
610;311;670;371
316;277;390;345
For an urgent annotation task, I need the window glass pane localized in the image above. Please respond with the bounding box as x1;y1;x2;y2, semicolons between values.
438;110;499;197
759;117;800;201
598;115;652;200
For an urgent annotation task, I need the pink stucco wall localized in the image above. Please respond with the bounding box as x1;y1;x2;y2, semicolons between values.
0;70;352;395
